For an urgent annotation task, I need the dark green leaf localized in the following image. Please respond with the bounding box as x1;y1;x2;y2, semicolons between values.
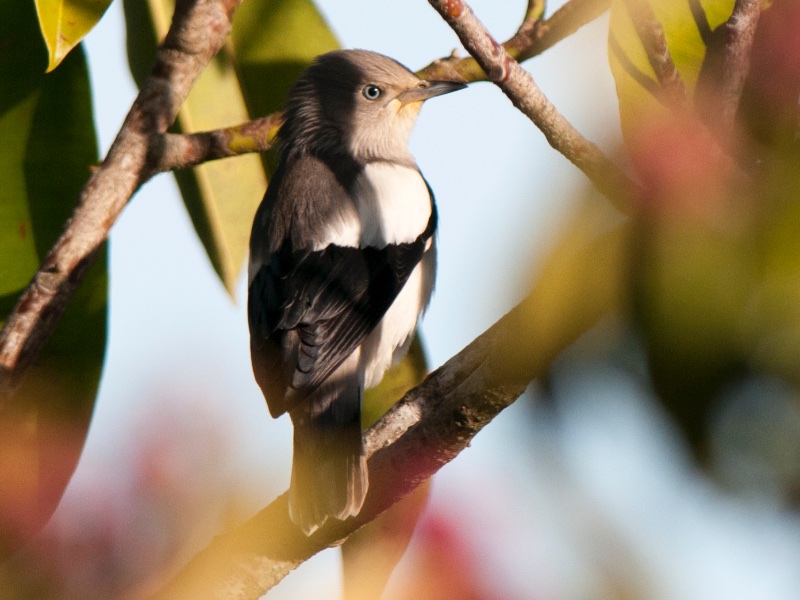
0;1;104;557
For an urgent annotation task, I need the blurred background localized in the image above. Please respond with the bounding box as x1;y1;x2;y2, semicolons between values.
7;0;800;598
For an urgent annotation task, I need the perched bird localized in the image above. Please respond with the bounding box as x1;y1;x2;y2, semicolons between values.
247;49;465;535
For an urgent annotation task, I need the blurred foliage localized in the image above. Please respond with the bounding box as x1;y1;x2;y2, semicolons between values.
548;0;800;500
33;0;113;72
0;2;105;559
124;0;338;296
231;0;339;121
609;0;735;137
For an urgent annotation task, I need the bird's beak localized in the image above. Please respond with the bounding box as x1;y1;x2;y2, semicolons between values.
397;80;467;105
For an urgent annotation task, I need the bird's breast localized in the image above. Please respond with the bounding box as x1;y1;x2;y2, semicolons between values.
312;162;432;250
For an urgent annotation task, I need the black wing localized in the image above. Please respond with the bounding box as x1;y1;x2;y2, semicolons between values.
248;157;436;418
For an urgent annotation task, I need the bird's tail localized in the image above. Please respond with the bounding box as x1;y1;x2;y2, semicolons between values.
288;381;368;536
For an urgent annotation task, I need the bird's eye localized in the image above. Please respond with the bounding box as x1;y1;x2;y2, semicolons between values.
362;84;382;100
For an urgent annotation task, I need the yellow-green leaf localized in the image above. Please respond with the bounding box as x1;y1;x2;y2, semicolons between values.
608;0;735;136
231;0;340;120
34;0;113;72
363;337;429;428
1;1;105;556
125;0;268;297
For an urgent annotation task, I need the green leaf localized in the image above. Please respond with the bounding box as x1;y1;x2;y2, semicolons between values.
608;0;735;135
362;338;428;429
1;1;104;556
231;0;339;119
123;0;338;297
34;0;113;72
124;0;268;296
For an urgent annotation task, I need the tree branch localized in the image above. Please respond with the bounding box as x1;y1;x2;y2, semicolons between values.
146;0;613;174
151;113;283;172
622;0;688;110
155;320;528;599
427;0;637;205
153;203;628;599
716;0;761;135
420;0;611;81
0;0;242;398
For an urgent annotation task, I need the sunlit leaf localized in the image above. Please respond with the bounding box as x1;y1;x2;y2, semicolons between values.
231;0;339;120
608;0;735;137
123;0;338;297
34;0;113;72
0;1;104;557
362;337;428;428
124;0;267;297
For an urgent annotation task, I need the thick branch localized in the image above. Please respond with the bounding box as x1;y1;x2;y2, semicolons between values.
152;203;627;599
0;0;242;397
155;324;526;599
427;0;637;204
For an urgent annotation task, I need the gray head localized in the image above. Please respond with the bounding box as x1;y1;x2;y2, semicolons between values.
279;49;465;163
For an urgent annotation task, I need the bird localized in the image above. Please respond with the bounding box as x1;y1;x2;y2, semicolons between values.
247;49;465;536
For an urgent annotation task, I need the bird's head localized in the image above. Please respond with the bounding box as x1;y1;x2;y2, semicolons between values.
280;49;466;163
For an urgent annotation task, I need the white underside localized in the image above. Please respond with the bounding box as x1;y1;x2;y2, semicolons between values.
314;162;433;250
361;243;435;389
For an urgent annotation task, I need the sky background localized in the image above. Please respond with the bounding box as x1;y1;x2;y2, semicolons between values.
50;1;800;598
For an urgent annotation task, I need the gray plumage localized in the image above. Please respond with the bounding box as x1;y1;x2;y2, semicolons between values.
248;49;464;535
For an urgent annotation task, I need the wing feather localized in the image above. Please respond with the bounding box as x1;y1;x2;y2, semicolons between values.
248;155;435;418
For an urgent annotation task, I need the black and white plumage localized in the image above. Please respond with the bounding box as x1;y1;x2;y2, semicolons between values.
247;49;464;535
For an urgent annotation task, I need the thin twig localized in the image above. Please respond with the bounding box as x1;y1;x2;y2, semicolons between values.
421;0;610;81
139;0;614;174
517;0;610;60
0;0;243;398
524;0;546;23
154;0;612;173
427;0;638;204
622;0;688;110
151;113;283;172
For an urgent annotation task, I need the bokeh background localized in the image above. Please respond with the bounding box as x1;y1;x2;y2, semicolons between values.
15;0;800;598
